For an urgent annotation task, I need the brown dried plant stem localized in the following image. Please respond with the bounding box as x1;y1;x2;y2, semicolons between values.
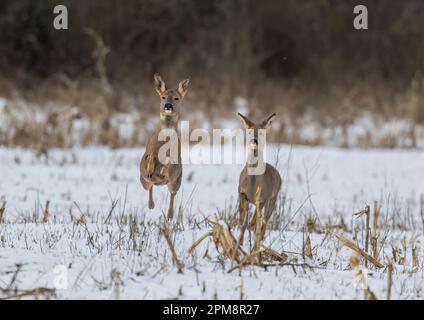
188;220;246;263
163;228;184;274
111;269;121;300
227;251;262;273
354;205;371;268
336;235;384;268
253;201;263;261
212;221;246;263
188;231;213;254
0;201;5;224
43;200;50;223
303;225;313;259
253;187;263;264
387;258;393;300
0;287;55;300
365;207;370;267
372;201;379;260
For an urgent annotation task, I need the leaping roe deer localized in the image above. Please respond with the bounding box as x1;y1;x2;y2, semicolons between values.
237;113;281;248
140;74;189;220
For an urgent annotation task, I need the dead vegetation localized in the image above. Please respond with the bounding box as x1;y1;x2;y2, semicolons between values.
2;2;424;152
337;235;384;269
2;74;424;150
0;264;56;300
0;286;56;300
0;201;5;224
0;193;422;300
163;227;184;274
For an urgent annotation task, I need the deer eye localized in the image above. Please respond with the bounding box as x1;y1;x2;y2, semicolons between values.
174;97;179;101
162;96;166;100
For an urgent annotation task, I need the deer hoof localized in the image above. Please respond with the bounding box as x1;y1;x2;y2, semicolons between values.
167;208;174;221
148;200;155;209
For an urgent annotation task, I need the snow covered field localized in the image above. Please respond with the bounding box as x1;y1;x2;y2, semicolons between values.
0;145;423;299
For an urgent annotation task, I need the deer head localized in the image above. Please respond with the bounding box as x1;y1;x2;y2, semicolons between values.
238;112;276;175
238;112;276;151
154;74;189;124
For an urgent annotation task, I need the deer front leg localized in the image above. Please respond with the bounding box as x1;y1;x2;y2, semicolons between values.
140;152;155;210
238;193;249;245
148;186;155;209
140;170;154;210
167;192;175;220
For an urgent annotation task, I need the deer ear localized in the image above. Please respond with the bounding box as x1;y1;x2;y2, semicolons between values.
154;74;166;95
238;113;254;129
262;113;276;129
177;78;190;97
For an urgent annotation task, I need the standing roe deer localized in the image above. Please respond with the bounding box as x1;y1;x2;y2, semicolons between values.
237;112;281;246
140;74;189;220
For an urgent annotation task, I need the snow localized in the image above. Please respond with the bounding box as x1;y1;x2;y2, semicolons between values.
0;145;423;299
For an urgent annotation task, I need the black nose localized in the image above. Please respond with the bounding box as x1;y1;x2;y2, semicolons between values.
164;103;173;111
253;138;258;145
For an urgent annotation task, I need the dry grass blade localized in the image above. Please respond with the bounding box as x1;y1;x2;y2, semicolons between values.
373;201;379;232
350;252;378;300
387;258;393;300
188;220;246;264
261;245;289;262
0;201;5;224
211;221;246;264
365;289;378;300
228;246;292;273
303;232;313;259
337;235;384;268
111;268;121;300
227;250;263;273
412;246;419;269
188;231;213;254
372;201;379;260
162;228;184;274
0;287;55;300
43;200;50;223
353;206;370;217
253;186;263;263
354;205;370;268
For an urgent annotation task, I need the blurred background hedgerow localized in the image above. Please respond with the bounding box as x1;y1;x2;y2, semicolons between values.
1;0;424;151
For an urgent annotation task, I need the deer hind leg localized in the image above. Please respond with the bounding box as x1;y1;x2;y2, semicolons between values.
238;193;249;245
166;173;181;221
260;195;278;239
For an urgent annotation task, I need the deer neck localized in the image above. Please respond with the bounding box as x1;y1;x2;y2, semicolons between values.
246;147;265;169
152;117;180;150
246;149;266;181
158;115;178;130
